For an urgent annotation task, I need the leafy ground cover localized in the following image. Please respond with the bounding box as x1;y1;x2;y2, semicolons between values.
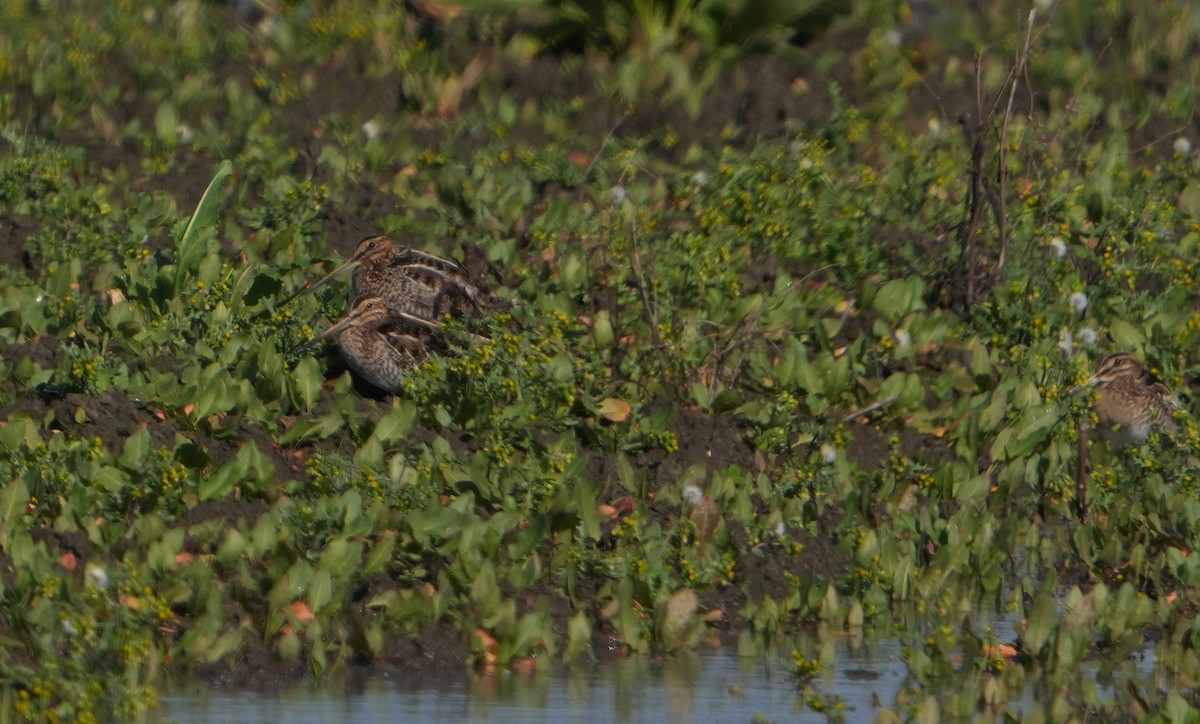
4;0;1200;720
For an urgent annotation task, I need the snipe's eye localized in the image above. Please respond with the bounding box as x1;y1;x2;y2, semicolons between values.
367;240;376;249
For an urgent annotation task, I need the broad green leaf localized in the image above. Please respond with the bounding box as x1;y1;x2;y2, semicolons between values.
616;453;634;490
96;465;130;492
952;474;988;506
1180;182;1200;217
279;413;343;444
367;402;418;447
119;426;151;468
0;479;28;543
0;413;38;450
564;611;592;661
873;276;926;322
317;538;358;575
199;443;255;500
1108;319;1145;350
1001;404;1062;459
154;102;179;145
509;515;548;559
469;562;500;612
1022;592;1057;654
361;534;396;576
268;560;314;609
307;570;333;612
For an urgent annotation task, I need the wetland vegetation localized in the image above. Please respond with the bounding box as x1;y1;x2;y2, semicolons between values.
3;0;1200;720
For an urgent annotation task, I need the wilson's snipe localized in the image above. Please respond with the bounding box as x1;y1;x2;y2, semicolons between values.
284;234;506;320
301;295;438;393
1073;352;1180;444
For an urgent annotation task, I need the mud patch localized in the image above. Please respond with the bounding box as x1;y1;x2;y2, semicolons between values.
51;390;180;452
186;603;472;691
175;499;272;531
585;403;758;495
845;421;953;472
733;521;849;604
0;213;35;274
0;334;59;372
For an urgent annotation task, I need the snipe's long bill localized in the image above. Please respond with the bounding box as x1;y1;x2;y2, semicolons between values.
280;235;397;308
301;295;438;393
1072;352;1180;444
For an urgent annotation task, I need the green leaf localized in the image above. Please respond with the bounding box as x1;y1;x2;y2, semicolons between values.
873;276;926;322
175;160;232;291
509;515;548;559
0;479;28;544
307;570;333;612
564;611;592;661
180;160;232;250
148;529;185;571
953;474;989;505
0;413;38;450
616;453;634;490
1022;592;1057;655
279;414;343;444
1180;183;1200;217
794;354;824;394
368;402;418;447
268;560;314;609
292;356;323;412
199;442;256;500
317;538;358;574
1000;404;1062;459
154;102;179;145
363;621;384;657
469;562;500;613
361;534;396;576
1108;319;1145;350
202;631;244;664
119;426;151;468
96;466;130;492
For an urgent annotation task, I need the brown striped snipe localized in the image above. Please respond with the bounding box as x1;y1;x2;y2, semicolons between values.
301;296;439;393
1073;352;1180;444
284;234;507;320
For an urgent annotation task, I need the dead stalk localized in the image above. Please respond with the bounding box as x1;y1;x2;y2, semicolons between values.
955;8;1044;306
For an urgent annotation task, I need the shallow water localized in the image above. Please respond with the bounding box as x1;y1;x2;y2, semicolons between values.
161;638;910;724
159;606;1169;724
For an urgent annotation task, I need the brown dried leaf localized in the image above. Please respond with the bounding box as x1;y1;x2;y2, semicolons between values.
597;397;631;422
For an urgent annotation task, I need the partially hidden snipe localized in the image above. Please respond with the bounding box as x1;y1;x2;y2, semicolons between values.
283;234;507;320
301;295;438;393
1072;352;1180;444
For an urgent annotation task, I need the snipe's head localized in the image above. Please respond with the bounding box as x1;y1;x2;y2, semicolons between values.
299;296;392;352
282;235;402;306
1073;352;1145;392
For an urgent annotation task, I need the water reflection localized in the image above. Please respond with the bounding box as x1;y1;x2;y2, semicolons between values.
161;638;910;723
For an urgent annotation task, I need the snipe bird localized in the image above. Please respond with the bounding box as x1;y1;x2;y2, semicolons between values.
284;235;506;320
301;296;438;393
1072;352;1180;444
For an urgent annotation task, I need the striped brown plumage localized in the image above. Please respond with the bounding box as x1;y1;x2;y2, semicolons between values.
1074;352;1179;444
301;296;437;393
284;235;508;320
